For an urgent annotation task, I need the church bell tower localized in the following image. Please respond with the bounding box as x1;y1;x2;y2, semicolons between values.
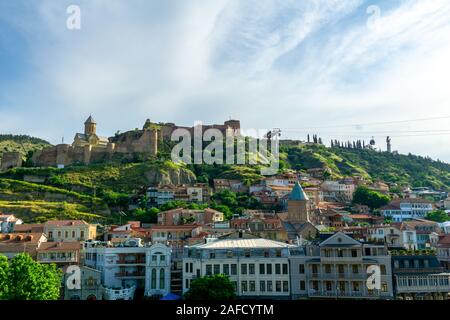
84;115;97;136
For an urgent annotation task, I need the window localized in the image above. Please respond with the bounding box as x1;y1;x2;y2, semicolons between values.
338;265;345;274
161;255;166;262
185;263;189;273
80;231;85;239
352;282;360;292
338;281;345;292
267;264;272;275
351;250;358;257
260;281;266;292
283;281;289;292
241;264;247;275
259;264;265;275
380;265;386;275
352;265;358;274
325;264;332;274
326;281;332;291
223;264;229;275
276;250;282;257
299;264;305;274
152;255;157;262
241;281;248;293
249;264;255;275
214;264;220;275
210;252;215;259
381;282;388;292
337;249;343;257
267;281;273;292
48;231;53;239
249;281;256;292
227;250;233;258
245;250;251;258
159;269;165;289
282;264;288;275
231;264;237;275
275;264;281;275
299;281;305;291
151;268;157;289
64;231;67;238
276;281;282;292
264;251;269;258
72;231;76;238
206;264;212;276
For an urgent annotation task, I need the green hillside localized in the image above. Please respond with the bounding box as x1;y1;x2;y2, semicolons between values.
0;134;51;163
0;134;449;223
281;143;450;190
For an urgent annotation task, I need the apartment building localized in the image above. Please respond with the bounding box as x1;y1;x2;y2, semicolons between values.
44;220;97;242
157;208;223;226
0;232;47;259
392;254;450;300
320;180;356;202
368;225;418;250
183;238;295;299
84;240;171;299
147;184;211;206
290;232;394;300
37;241;82;267
381;199;434;222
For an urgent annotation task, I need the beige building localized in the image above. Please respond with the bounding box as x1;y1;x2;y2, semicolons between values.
44;220;97;242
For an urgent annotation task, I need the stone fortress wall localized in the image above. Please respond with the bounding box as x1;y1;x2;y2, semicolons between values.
0;117;240;170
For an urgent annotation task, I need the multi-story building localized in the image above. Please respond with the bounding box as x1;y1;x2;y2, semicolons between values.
183;238;295;299
381;199;434;222
368;225;418;250
44;220;97;242
63;266;105;300
0;214;23;233
320;180;356;203
157;208;223;226
437;234;450;270
230;215;288;242
36;241;82;267
290;232;394;300
0;232;47;259
147;184;211;206
391;253;450;300
84;240;171;299
400;220;441;249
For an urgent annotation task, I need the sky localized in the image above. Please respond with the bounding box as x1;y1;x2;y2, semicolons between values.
0;0;450;162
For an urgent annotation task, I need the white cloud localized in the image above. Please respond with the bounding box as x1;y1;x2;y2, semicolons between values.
1;0;450;162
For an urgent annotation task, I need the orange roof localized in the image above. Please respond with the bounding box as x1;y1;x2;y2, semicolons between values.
45;220;89;227
37;241;81;251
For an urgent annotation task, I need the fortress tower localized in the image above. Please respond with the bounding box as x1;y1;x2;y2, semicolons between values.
287;181;310;223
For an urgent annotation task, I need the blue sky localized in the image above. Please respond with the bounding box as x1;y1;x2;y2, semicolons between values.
1;0;450;162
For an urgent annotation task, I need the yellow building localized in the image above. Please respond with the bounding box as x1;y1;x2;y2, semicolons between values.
44;220;97;242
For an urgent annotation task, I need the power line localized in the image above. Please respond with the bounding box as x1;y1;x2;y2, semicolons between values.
280;115;450;130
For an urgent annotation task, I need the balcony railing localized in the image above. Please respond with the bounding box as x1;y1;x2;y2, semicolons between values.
38;257;78;263
115;271;145;277
308;273;368;280
116;260;146;264
308;290;379;298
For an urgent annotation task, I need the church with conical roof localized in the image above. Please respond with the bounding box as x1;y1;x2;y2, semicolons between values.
287;181;310;223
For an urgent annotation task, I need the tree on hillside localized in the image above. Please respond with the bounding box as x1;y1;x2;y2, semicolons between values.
352;186;390;210
426;210;450;223
0;253;62;300
184;274;236;300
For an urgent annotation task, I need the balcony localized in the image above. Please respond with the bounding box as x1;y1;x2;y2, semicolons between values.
308;272;369;280
38;257;78;263
115;271;145;278
116;260;146;265
308;290;379;298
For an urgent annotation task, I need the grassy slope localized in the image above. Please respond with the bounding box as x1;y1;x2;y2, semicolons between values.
0;134;51;162
282;143;450;190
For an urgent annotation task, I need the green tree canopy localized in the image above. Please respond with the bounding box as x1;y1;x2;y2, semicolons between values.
352;186;391;210
0;253;62;300
184;274;236;300
426;210;450;223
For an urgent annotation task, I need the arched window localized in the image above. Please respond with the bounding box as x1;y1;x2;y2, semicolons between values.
159;269;165;290
151;268;157;289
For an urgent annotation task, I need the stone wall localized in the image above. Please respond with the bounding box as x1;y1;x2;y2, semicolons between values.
0;152;22;171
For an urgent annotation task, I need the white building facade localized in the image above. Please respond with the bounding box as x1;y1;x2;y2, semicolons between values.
183;238;295;299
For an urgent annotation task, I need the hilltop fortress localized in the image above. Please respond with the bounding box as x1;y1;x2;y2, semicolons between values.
0;116;240;170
